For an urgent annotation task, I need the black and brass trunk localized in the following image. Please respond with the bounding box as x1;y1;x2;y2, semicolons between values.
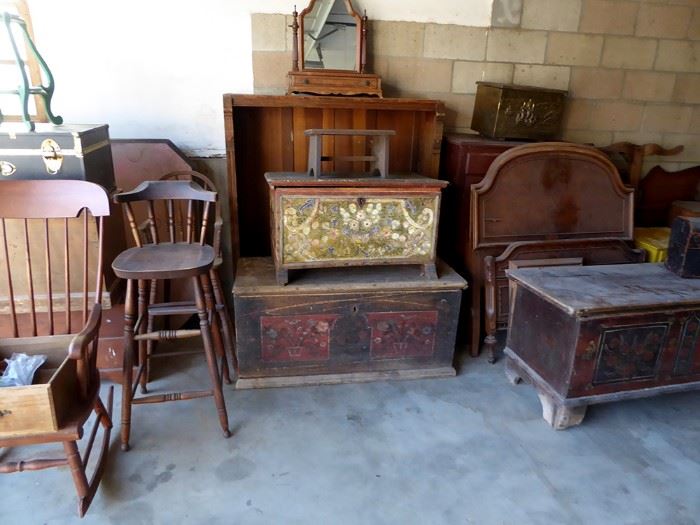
0;123;114;188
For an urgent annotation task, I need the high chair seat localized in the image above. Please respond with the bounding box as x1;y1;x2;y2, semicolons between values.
112;243;215;280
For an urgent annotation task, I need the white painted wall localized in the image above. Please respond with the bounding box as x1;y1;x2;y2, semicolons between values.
25;0;493;156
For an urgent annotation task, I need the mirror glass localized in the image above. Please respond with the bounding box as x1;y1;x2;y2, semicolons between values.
302;0;358;71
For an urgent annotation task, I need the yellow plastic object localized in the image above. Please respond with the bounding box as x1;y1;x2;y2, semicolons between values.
634;227;671;263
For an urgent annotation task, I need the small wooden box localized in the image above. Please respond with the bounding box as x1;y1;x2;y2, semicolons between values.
666;216;700;278
505;263;700;429
233;257;466;388
0;338;77;437
265;173;447;284
471;82;567;140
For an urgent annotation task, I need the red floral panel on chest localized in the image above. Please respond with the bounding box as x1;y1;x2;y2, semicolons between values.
260;314;339;362
367;311;438;359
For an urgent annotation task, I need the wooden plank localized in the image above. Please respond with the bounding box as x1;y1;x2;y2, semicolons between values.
321;109;335;174
226;94;444;112
223;95;240;265
352;109;368;172
305;129;396;136
281;107;295;171
235;367;456;389
264;172;447;187
233;257;466;295
330;111;354;173
234;107;286;257
509;263;700;316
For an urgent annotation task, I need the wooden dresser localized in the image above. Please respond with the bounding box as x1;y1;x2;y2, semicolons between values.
439;134;525;269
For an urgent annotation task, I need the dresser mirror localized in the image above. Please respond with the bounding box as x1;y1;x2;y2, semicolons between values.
300;0;361;71
288;0;382;97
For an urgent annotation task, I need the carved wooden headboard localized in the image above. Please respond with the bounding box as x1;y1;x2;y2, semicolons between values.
471;143;634;250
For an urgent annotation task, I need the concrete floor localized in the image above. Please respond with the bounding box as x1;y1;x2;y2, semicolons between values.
2;347;699;525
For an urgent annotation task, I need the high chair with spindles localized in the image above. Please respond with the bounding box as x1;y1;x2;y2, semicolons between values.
111;180;230;451
134;170;236;394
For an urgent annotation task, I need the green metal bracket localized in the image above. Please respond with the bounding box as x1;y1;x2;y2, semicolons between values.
1;11;63;131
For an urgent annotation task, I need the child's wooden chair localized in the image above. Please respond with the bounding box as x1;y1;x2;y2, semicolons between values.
112;180;230;451
0;179;113;517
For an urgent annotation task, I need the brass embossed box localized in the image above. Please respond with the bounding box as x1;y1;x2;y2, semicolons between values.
471;82;567;140
265;173;447;285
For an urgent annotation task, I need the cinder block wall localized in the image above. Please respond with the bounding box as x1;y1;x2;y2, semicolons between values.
252;0;700;172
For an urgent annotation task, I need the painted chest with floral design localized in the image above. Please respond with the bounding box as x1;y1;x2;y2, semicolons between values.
233;257;467;388
505;263;700;429
265;173;448;285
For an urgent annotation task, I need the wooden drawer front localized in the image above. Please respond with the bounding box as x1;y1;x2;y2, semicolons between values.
234;289;461;379
297;74;380;91
288;72;381;96
279;193;440;267
0;344;76;437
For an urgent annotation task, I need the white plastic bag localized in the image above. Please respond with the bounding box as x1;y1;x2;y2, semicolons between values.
0;352;47;387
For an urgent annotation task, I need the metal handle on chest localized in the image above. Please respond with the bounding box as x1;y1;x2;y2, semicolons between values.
41;138;63;174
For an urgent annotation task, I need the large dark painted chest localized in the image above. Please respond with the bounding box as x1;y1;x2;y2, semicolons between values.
233;257;466;388
505;263;700;429
0;123;115;189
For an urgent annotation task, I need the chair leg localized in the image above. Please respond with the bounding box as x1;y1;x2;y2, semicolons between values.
78;387;114;517
137;279;148;394
144;278;158;389
192;275;230;438
63;440;90;515
210;267;237;375
121;278;136;452
201;273;230;385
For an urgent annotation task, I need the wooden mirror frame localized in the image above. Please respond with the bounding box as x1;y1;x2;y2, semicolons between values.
294;0;364;73
288;0;382;97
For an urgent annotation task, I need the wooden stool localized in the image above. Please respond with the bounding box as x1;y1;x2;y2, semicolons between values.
305;129;395;178
112;181;230;451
